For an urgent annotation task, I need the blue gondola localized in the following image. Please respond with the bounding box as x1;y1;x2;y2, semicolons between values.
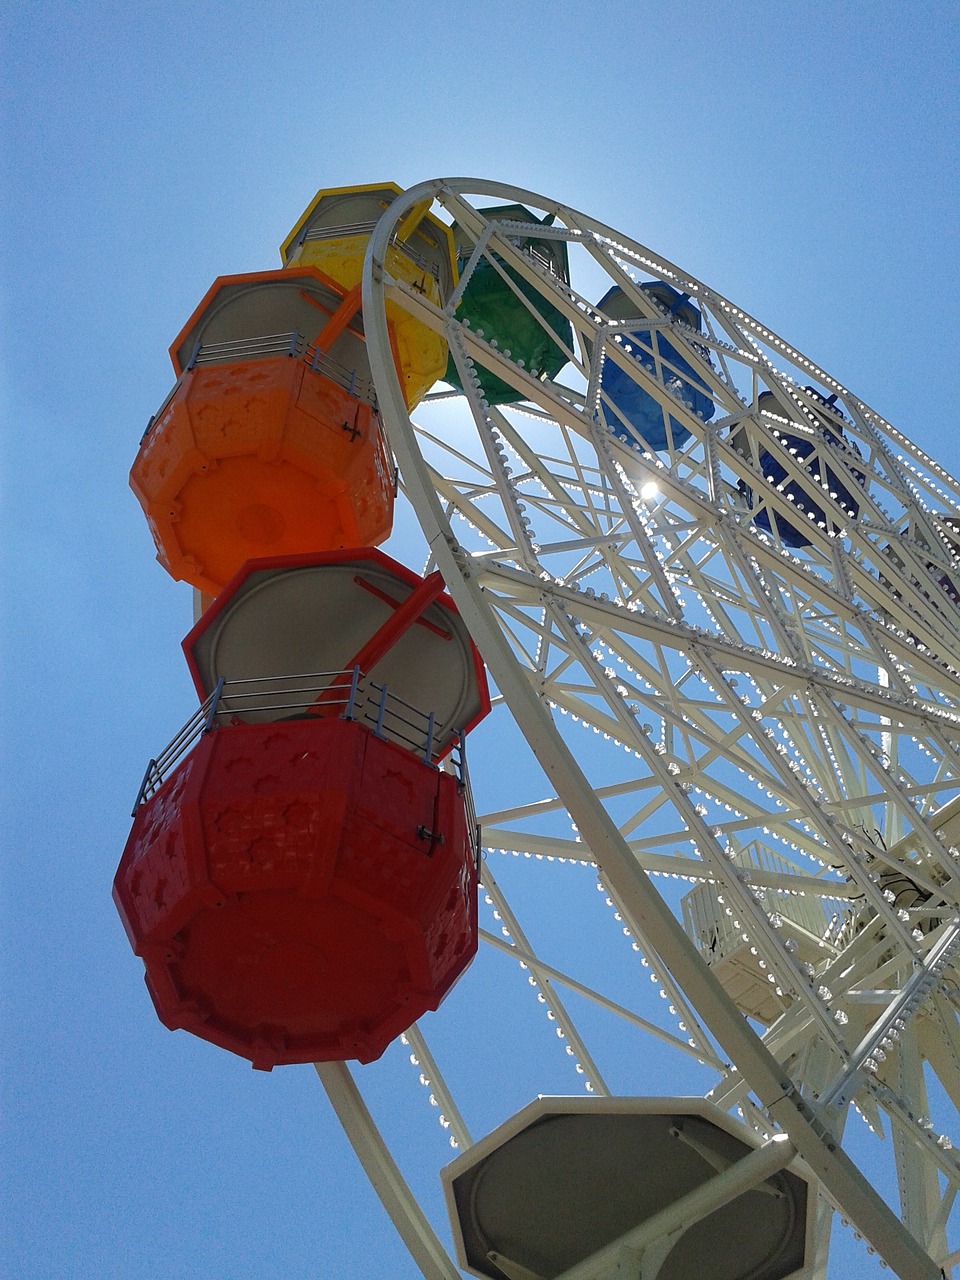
598;282;715;452
748;389;866;547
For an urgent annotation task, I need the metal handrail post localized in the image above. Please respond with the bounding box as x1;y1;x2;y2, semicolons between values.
344;666;361;720
424;713;436;762
203;677;225;732
132;760;159;818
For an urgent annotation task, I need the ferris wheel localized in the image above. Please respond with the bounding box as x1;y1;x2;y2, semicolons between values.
318;179;960;1280
117;177;960;1280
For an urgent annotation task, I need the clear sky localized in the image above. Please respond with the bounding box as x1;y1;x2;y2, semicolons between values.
3;3;959;1278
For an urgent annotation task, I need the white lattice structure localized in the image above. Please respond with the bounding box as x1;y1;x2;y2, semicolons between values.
313;180;960;1280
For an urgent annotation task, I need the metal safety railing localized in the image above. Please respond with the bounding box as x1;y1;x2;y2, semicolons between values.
132;678;225;813
298;222;443;282
186;330;306;368
449;730;481;872
364;679;440;759
300;219;381;242
141;373;185;442
131;668;469;814
527;243;560;276
142;331;380;440
206;668;361;722
303;342;377;405
461;230;564;281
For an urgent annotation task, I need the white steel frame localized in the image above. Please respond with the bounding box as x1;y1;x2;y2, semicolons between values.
317;179;960;1280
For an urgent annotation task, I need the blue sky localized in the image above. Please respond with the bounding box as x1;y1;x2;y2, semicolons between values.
3;3;959;1277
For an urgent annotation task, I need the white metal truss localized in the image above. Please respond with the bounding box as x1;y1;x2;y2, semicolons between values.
313;179;960;1280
